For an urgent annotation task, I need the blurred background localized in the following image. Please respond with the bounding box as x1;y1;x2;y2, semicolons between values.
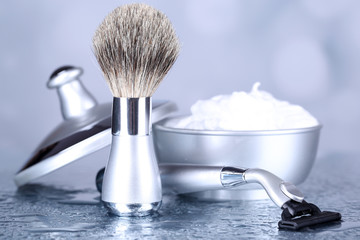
1;0;360;173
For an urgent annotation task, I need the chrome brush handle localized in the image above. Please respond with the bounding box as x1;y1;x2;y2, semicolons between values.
101;97;162;217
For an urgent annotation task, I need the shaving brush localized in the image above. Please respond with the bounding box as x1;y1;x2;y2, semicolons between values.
93;3;180;216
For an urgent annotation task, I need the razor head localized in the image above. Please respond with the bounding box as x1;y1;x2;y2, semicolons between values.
278;200;342;230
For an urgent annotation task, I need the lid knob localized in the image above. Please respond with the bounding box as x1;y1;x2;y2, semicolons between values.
48;66;98;120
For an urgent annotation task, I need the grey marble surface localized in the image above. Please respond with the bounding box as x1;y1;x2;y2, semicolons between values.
1;152;359;239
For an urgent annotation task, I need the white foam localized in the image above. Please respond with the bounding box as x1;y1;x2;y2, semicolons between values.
167;83;319;131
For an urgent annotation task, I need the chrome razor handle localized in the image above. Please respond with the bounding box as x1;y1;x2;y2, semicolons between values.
101;97;162;216
161;165;304;208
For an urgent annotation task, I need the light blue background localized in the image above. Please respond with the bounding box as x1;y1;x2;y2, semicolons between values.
1;0;359;168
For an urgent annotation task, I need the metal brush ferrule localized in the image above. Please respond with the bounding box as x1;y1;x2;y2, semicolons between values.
112;97;151;136
102;96;162;217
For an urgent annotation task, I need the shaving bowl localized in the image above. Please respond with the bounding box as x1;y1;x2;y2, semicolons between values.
152;117;321;200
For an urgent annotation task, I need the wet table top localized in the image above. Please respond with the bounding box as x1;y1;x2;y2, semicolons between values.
1;151;360;239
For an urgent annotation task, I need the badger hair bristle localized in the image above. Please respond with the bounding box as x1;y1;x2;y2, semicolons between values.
93;3;180;98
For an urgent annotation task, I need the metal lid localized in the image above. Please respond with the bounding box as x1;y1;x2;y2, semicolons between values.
14;66;177;187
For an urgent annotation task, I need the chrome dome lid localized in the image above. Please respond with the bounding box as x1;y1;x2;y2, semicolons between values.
14;66;177;187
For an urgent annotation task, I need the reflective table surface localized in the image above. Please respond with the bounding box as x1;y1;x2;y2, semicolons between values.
1;151;359;239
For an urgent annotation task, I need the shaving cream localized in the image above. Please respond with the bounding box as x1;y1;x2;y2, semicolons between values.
166;83;318;131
